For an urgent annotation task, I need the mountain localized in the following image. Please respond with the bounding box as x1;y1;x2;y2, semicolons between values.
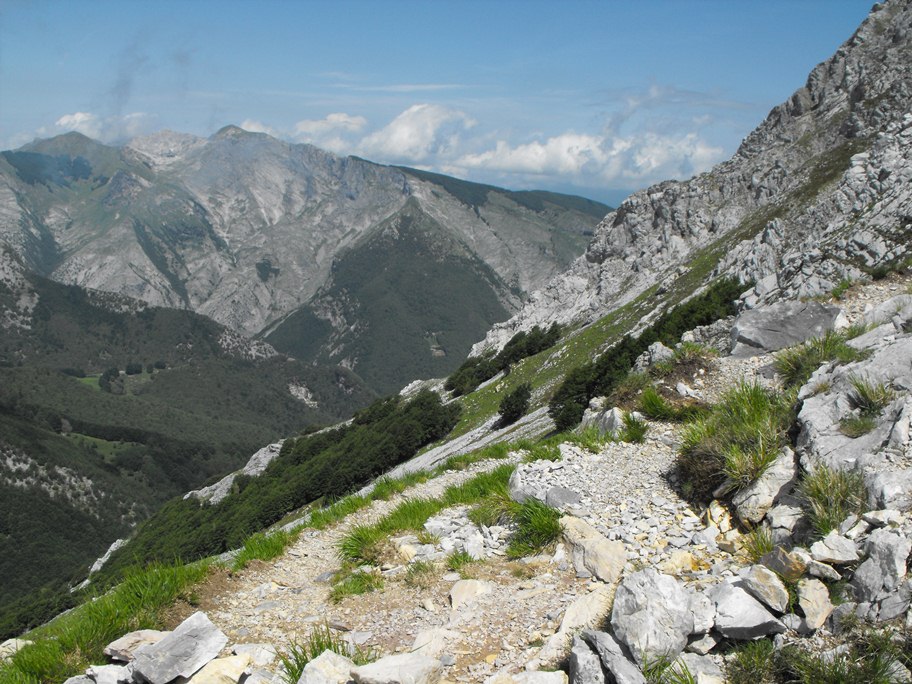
0;245;376;635
476;0;911;354
0;130;607;393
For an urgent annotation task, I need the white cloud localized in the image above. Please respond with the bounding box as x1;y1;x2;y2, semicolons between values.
44;111;153;143
357;104;475;163
294;112;367;137
457;130;723;188
240;119;280;137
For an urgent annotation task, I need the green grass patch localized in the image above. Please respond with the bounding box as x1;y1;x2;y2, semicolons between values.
446;549;477;573
798;465;867;538
678;382;791;501
404;559;439;589
277;623;375;684
726;639;777;684
774;330;865;389
839;415;877;438
1;561;209;684
847;375;895;416
506;499;562;559
329;570;384;603
232;529;298;571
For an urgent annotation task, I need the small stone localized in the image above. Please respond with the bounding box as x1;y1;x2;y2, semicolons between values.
760;547;806;582
798;579;833;630
810;531;858;565
449;580;491;609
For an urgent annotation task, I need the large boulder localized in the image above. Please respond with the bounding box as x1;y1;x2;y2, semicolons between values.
190;654;251;684
731;447;797;524
351;653;441;684
132;612;228;684
730;301;842;357
708;583;786;640
609;570;695;666
579;631;645;684
298;650;356;684
561;516;625;585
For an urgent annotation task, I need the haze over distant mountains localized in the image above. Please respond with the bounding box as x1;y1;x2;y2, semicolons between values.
0;128;607;392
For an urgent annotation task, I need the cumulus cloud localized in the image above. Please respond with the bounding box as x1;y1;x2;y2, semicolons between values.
47;111;153;142
292;113;367;153
457;129;723;187
357;104;475;163
240;119;280;137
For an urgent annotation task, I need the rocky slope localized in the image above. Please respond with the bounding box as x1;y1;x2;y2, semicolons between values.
477;0;912;354
0;129;605;391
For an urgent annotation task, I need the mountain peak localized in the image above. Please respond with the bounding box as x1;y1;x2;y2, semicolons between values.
212;124;258;140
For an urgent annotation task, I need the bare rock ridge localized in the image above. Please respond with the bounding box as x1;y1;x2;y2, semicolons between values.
477;0;912;354
0;128;604;340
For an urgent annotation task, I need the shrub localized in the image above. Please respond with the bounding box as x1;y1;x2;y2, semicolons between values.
798;465;867;538
638;386;677;421
549;277;744;430
498;382;532;427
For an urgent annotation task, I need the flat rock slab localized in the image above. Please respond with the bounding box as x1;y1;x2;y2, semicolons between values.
485;672;568;684
730;301;842;357
189;654;250;684
798;579;833;630
132;611;228;684
810;531;859;565
739;564;789;614
449;579;492;609
351;652;441;684
105;630;169;662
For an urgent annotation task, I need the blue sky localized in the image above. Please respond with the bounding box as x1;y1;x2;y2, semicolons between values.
0;0;872;203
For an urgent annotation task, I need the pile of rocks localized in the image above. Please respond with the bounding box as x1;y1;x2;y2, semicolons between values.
61;612;278;684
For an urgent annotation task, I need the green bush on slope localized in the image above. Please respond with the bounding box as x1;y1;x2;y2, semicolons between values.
549;277;745;431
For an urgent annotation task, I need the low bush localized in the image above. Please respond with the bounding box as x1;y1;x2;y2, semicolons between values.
497;382;532;427
550;277;744;431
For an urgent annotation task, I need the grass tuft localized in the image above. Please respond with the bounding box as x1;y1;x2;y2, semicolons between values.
233;529;298;571
506;499;562;559
798;465;867;538
329;570;384;603
742;526;774;563
678;381;791;501
619;412;648;443
726;639;777;684
839;415;877;438
847;375;895;416
404;560;439;589
774;331;864;389
446;549;477;574
277;624;374;684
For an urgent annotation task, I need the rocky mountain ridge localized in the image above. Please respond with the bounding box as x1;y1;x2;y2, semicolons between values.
476;0;911;354
0;127;605;373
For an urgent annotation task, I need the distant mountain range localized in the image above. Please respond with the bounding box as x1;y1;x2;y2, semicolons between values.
0;129;608;393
